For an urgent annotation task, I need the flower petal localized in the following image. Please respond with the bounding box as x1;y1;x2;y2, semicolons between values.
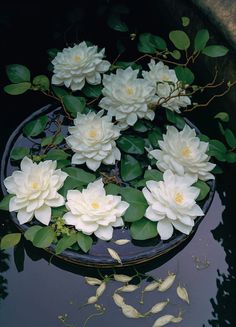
34;205;52;225
157;219;174;240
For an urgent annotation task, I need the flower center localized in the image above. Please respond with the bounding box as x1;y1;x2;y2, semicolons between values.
32;182;40;190
181;146;191;158
174;192;184;204
74;55;81;62
161;73;171;82
88;129;97;138
91;201;100;209
126;87;134;95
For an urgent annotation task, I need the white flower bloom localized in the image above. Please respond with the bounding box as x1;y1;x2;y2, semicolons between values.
149;124;215;181
51;41;110;91
99;67;156;129
142;170;204;240
66;110;121;171
143;60;191;113
4;157;67;225
63;179;129;241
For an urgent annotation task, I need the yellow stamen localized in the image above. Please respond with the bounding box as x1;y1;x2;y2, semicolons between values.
175;192;184;204
32;182;40;190
89;130;97;138
74;55;81;62
91;201;100;209
181;146;191;157
126;87;134;95
162;74;171;82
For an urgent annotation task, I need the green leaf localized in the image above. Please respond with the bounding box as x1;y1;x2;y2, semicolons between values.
169;30;190;50
181;16;190;27
47;48;60;60
138;33;167;54
132;120;149;132
224;128;236;148
144;169;163;182
24;225;43;242
105;183;122;195
55;234;77;254
1;233;21;250
10;147;30;160
199;134;210;142
107;13;128;32
4;82;31;95
120;187;148;222
214;112;229;122
33;226;56;248
63;95;86;118
194;29;209;51
62;167;96;185
58;177;83;197
208;139;227;161
170;50;181;60
130;218;158;240
77;232;93;253
113;61;141;71
148;128;163;147
82;84;103;98
6;64;31;83
41;134;64;147
51;86;69;98
32;75;50;91
56;159;70;169
45;149;70;160
202;45;229;57
51;206;67;219
0;194;14;211
212;165;223;174
175;66;195;84
193;180;210;201
166;110;186;129
120;155;143;182
23;115;48;137
117;135;145;154
226;152;236;163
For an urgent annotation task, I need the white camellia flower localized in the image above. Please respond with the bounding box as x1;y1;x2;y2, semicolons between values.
51;41;110;91
3;157;68;225
143;60;191;113
99;67;156;129
63;179;129;241
149;124;215;181
142;170;204;240
66;110;121;171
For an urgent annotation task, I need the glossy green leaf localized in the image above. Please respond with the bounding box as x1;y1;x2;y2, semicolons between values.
63;95;86;118
51;86;69;98
132;120;149;133
169;30;190;50
120;187;148;222
194;180;210;201
208;139;227;161
130;218;158;240
58;177;83;197
202;45;229;57
24;225;43;242
4;82;31;95
107;13;128;32
214;112;229;122
10;147;30;160
194;29;209;51
63;167;96;185
170;50;181;60
105;183;122;195
55;234;78;254
56;159;70;169
41;134;64;147
23;115;48;137
51;206;67;219
6;64;30;83
33;226;56;248
1;233;21;250
138;33;167;53
181;16;190;27
47;48;60;60
166;110;186;129
175;66;195;84
117;135;145;154
77;232;93;253
226;152;236;163
112;61;141;71
224;128;236;148
120;155;143;181
212;165;223;174
45;149;70;160
144;169;163;182
0;194;14;211
32;75;50;91
82;84;103;98
199;134;210;142
148;128;163;147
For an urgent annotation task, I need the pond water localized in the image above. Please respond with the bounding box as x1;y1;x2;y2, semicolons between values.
1;1;236;326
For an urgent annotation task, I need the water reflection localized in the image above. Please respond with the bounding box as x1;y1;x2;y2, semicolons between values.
0;220;10;303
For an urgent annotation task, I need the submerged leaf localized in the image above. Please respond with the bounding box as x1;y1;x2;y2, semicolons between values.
148;299;169;314
158;273;176;292
152;314;174;327
114;239;130;245
85;277;102;286
107;248;122;264
121;304;143;319
114;274;133;283
113;293;125;307
144;281;160;292
87;296;98;304
117;285;139;292
96;282;106;298
177;285;190;304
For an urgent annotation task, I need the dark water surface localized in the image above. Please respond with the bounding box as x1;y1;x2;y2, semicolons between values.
0;1;236;326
